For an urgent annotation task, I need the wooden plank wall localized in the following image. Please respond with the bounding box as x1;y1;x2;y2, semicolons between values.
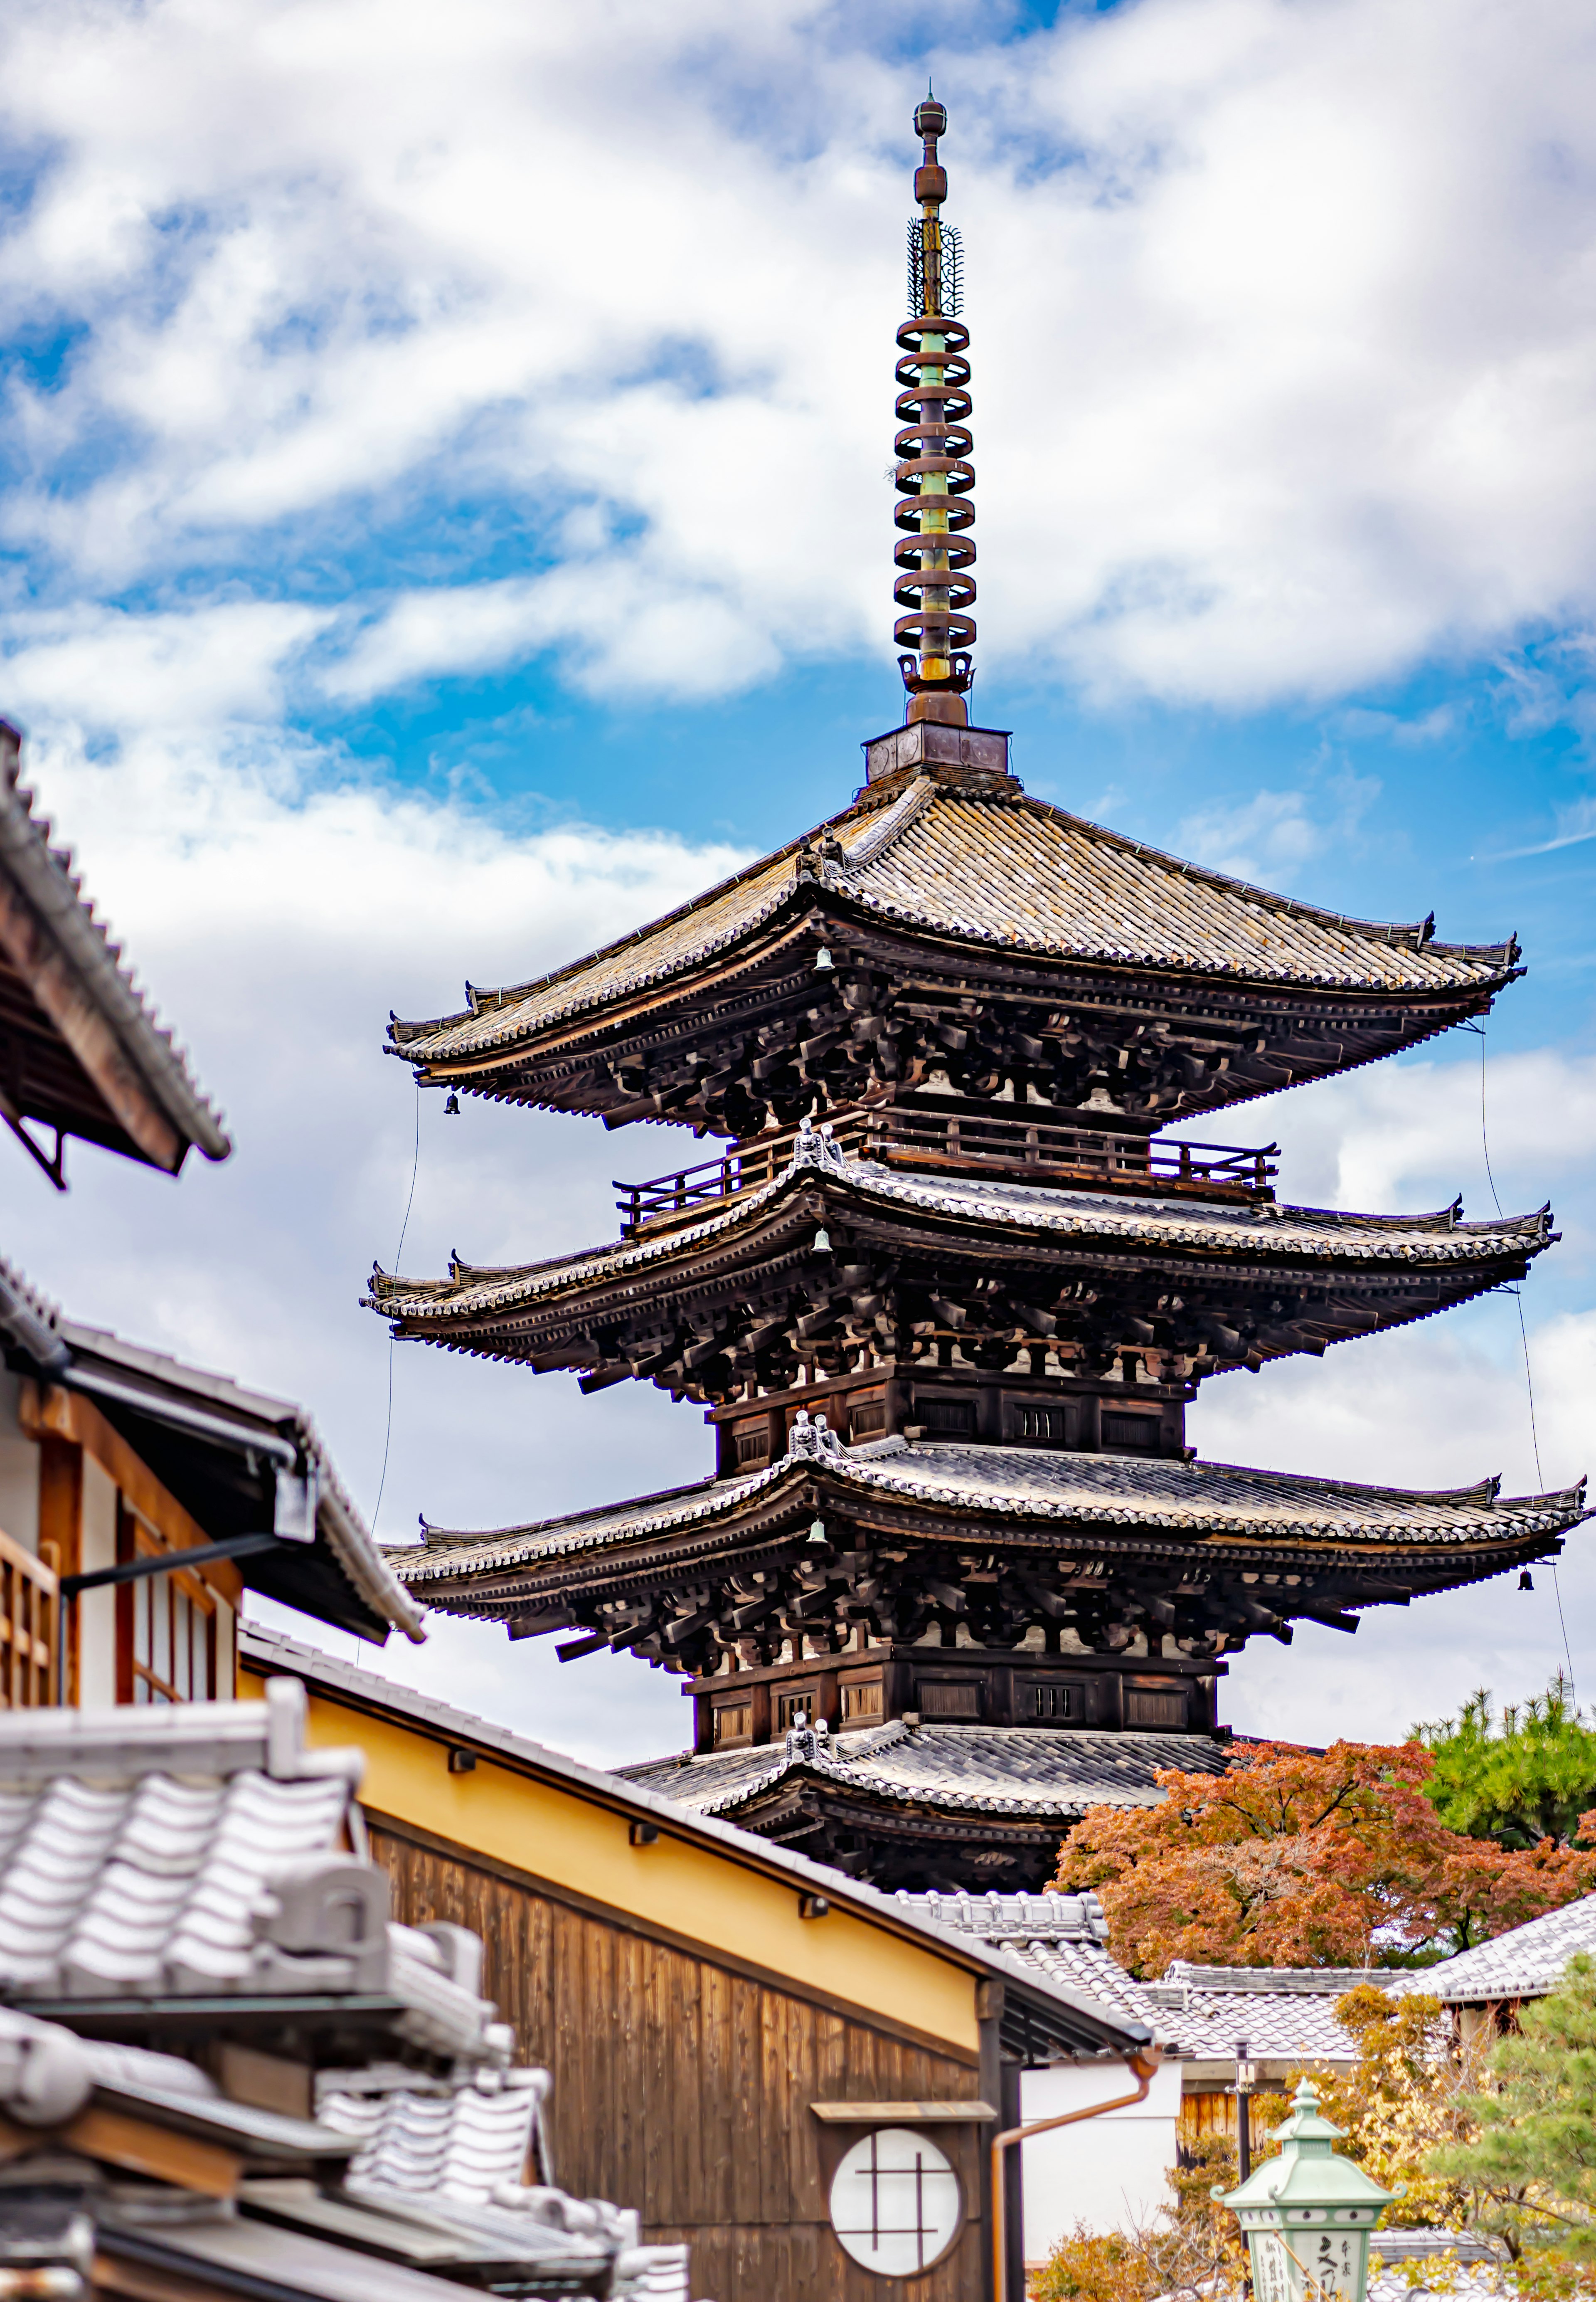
369;1820;989;2302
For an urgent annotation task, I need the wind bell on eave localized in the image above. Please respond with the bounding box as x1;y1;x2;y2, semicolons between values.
895;94;976;727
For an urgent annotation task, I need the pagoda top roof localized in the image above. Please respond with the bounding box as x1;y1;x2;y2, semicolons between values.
369;1149;1554;1328
393;1438;1587;1591
618;1720;1233;1825
389;768;1519;1070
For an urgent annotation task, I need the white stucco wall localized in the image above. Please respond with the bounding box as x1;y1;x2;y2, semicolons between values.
0;1370;40;1556
78;1454;118;1706
1020;2058;1182;2257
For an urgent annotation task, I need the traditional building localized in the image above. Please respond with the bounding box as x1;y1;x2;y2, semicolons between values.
0;722;230;1188
0;1679;692;2302
239;1624;1153;2302
367;101;1586;1888
0;1248;423;1707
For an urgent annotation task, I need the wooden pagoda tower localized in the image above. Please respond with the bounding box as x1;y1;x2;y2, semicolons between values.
369;101;1587;1892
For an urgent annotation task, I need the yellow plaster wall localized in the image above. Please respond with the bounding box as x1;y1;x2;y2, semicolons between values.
239;1666;979;2057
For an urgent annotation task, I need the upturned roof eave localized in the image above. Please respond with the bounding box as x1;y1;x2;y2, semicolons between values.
385;785;1520;1070
385;1441;1589;1592
365;1154;1556;1325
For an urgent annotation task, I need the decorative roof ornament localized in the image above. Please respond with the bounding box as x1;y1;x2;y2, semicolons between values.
894;95;977;726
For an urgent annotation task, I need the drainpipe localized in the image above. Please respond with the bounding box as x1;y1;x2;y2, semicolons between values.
990;2048;1162;2302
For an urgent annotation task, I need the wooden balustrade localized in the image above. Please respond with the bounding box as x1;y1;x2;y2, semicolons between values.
0;1524;57;1707
615;1102;1277;1236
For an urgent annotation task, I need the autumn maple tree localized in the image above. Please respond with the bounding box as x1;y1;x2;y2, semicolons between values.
1050;1738;1596;1976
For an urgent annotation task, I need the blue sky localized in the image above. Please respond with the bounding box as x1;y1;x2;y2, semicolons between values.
2;0;1595;1760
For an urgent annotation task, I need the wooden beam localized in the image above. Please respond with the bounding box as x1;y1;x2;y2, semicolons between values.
0;2104;241;2196
0;876;184;1173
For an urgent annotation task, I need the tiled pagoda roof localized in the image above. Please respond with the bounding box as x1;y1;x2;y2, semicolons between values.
391;776;1517;1067
366;1150;1554;1401
621;1720;1229;1823
394;1439;1588;1594
373;1160;1552;1329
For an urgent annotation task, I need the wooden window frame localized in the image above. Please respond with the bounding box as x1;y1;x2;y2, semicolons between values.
116;1498;218;1707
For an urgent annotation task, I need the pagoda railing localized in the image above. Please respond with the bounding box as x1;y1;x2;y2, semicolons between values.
615;1104;1277;1237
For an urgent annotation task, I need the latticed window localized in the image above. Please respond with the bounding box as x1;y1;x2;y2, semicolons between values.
116;1500;217;1704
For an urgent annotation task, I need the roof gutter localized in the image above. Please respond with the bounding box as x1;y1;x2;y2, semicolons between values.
62;1362;301;1467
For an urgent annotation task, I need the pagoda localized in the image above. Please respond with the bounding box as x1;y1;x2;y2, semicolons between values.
369;101;1587;1893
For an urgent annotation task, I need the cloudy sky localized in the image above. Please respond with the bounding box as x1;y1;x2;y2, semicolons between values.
4;0;1596;1764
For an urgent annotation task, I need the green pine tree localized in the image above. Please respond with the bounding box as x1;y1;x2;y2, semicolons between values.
1429;1952;1596;2262
1417;1680;1596;1852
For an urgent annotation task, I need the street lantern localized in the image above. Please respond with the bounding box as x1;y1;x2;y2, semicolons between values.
1217;2078;1395;2302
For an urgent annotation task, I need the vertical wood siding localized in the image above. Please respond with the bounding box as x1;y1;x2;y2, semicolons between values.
369;1823;988;2302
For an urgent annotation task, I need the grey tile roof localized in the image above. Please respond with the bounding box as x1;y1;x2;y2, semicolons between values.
886;1891;1384;2066
0;1681;502;2061
0;1253;424;1644
622;1721;1232;1823
0;722;231;1172
394;1436;1586;1590
320;2069;551;2197
0;1685;687;2302
368;1150;1553;1325
391;780;1515;1065
1389;1892;1596;2004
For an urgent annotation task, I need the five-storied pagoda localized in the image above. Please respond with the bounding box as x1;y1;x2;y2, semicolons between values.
369;101;1586;1893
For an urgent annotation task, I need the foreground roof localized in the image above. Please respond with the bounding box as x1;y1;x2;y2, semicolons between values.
367;1146;1554;1399
0;1252;424;1643
1389;1891;1596;2005
0;722;230;1183
388;769;1520;1134
0;1683;497;2053
0;1684;687;2301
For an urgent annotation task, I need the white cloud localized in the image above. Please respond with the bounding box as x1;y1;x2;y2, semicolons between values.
0;602;330;730
1;722;747;1764
1193;1307;1596;1747
0;0;1595;702
1208;1043;1596;1224
1174;769;1379;886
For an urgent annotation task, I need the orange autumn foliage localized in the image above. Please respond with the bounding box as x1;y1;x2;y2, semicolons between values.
1051;1738;1596;1976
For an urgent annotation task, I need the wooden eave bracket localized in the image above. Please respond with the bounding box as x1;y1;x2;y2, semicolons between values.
0;1082;65;1189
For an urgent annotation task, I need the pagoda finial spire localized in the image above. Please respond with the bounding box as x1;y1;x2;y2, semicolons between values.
894;94;975;727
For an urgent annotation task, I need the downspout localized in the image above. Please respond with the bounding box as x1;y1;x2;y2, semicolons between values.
990;2048;1162;2302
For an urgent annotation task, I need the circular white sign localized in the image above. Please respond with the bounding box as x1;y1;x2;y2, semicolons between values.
828;2126;962;2277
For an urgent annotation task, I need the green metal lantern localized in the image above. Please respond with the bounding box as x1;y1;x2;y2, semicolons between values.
1217;2078;1395;2302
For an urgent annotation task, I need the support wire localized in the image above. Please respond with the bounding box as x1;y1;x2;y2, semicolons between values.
369;1077;421;1543
1471;1020;1574;1698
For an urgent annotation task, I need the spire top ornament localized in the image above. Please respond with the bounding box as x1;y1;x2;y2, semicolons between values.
895;97;975;725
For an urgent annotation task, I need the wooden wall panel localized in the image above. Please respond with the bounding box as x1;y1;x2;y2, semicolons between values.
369;1822;989;2302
